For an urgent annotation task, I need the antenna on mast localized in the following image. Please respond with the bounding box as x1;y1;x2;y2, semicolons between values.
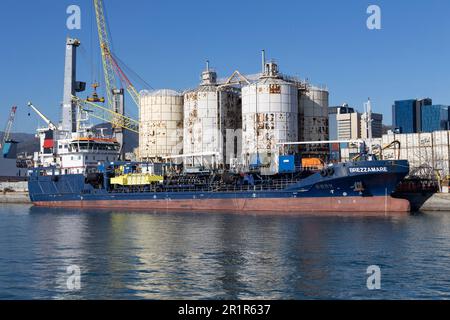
261;50;266;74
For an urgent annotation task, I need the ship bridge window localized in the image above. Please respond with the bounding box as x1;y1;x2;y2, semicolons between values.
69;144;79;152
79;143;90;150
106;144;119;151
95;144;108;151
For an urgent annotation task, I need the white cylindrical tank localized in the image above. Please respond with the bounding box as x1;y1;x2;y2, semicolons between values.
298;86;329;156
241;62;298;174
183;68;241;169
139;89;184;162
298;86;329;141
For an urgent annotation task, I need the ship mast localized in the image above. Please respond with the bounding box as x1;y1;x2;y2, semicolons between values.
62;38;85;134
364;98;373;156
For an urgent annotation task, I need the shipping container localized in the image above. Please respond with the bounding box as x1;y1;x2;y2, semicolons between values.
433;131;449;146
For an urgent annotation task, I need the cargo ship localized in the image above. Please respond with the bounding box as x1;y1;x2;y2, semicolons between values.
28;158;410;213
26;38;411;213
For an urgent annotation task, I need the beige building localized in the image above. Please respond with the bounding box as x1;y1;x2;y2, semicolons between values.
336;109;383;140
336;112;361;140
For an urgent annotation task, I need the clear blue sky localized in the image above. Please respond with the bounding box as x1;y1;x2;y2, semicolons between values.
1;0;450;133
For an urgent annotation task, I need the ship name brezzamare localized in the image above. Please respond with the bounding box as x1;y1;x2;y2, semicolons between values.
349;167;388;173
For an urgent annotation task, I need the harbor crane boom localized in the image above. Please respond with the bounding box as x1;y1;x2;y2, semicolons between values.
72;96;139;133
93;0;140;109
93;0;115;109
1;106;18;149
27;102;58;131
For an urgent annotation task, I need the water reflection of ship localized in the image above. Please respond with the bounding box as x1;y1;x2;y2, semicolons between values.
28;206;119;299
23;206;87;298
126;212;412;299
27;206;409;299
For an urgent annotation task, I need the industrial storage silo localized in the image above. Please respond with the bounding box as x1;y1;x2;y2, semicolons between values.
139;89;184;162
241;61;298;175
298;86;329;157
183;65;241;169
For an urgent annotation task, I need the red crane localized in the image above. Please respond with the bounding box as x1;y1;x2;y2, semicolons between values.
1;106;17;149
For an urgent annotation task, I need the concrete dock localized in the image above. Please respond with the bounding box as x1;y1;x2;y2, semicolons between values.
0;192;30;204
0;181;30;204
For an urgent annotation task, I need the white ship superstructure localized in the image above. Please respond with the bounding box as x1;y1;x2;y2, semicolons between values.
56;136;120;174
30;38;121;175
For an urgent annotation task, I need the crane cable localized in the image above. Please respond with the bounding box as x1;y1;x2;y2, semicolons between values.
112;53;154;90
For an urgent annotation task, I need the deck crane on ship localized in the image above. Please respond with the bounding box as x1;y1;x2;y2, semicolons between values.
68;0;149;158
77;0;145;156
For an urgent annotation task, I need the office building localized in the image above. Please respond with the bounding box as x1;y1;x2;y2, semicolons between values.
392;98;432;133
329;105;355;140
421;104;450;132
331;105;383;140
361;112;383;139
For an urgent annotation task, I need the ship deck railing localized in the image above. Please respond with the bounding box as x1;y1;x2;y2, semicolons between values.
110;178;301;193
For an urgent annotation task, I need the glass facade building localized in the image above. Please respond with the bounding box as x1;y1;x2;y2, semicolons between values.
393;98;432;133
393;100;417;134
421;105;450;133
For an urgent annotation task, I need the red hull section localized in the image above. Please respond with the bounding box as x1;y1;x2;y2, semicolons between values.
33;196;410;214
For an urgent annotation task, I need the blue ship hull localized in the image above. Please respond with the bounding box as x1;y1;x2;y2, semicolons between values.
28;160;410;213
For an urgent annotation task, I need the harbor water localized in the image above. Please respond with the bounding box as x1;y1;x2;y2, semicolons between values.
0;204;450;299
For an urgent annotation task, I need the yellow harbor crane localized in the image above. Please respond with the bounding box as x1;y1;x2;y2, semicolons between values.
72;96;139;133
68;0;144;149
93;0;140;109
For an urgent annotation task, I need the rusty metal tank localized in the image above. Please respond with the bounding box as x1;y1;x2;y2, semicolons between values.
139;89;184;162
183;65;241;169
241;61;298;175
298;86;329;157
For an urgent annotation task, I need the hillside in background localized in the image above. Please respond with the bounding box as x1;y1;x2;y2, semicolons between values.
0;123;138;155
382;125;393;135
0;132;39;154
